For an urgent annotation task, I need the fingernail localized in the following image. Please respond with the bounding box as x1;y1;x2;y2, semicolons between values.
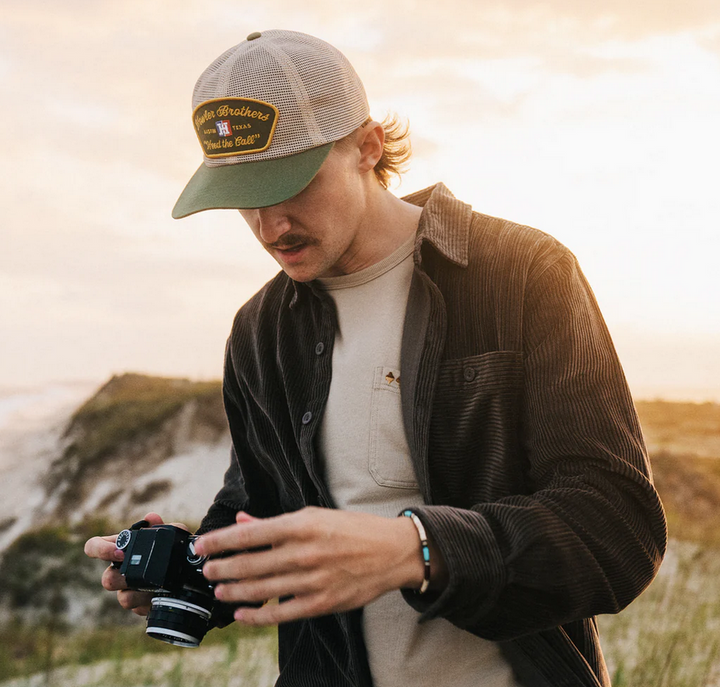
214;585;223;600
113;549;124;561
234;608;245;622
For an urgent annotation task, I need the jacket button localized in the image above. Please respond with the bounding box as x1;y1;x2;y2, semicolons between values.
315;342;325;355
302;411;313;424
463;367;476;382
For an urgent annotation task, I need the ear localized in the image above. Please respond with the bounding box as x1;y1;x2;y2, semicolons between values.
356;121;385;175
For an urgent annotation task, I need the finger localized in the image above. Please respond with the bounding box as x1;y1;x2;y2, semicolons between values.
117;589;154;612
85;535;124;561
195;512;300;557
102;565;128;591
142;512;165;525
141;512;189;531
203;549;286;582
236;511;259;524
132;605;151;617
234;595;329;627
197;511;261;560
214;570;319;605
169;522;190;531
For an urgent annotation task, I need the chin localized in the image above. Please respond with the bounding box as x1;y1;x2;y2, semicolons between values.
278;265;320;282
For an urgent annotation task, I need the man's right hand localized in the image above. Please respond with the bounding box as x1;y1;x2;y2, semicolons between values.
83;512;188;617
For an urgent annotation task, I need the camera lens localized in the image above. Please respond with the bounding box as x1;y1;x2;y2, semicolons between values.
145;591;213;648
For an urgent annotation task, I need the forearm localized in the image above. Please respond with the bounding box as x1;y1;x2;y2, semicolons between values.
402;468;665;640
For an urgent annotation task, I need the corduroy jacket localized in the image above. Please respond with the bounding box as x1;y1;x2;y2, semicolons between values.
199;183;667;687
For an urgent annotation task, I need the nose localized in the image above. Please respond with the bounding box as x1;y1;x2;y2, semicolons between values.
252;205;292;245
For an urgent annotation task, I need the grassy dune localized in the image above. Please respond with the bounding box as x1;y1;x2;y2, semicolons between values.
0;624;278;687
1;395;719;685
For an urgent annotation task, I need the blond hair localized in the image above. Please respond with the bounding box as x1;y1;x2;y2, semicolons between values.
371;113;412;188
337;113;412;188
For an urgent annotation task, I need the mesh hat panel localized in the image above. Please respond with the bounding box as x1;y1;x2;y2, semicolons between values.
192;30;369;167
173;30;370;216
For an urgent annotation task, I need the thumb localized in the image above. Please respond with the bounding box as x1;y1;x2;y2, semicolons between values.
142;512;189;531
142;512;165;526
236;511;258;524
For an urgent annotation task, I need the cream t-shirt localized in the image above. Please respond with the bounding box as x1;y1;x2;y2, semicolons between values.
317;236;520;687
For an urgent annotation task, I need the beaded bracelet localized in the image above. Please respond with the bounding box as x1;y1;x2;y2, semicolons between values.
400;509;431;594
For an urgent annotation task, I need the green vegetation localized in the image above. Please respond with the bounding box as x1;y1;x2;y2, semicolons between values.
632;400;720;547
0;520;114;682
651;452;720;546
46;374;225;515
0;618;277;685
59;374;224;472
0;520;276;685
636;399;720;459
600;540;720;687
2;391;719;684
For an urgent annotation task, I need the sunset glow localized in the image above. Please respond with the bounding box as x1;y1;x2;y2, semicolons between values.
1;1;719;399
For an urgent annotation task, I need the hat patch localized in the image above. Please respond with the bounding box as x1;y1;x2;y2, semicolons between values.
193;98;279;158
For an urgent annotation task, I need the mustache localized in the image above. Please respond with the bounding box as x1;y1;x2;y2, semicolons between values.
267;233;319;250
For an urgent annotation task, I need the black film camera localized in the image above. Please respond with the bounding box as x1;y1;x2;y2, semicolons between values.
113;520;214;648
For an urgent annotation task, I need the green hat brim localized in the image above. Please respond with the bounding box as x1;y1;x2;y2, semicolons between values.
172;142;334;219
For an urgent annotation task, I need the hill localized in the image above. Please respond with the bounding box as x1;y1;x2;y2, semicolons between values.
635;400;720;545
0;378;718;684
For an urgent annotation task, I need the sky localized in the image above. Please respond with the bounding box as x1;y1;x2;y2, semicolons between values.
1;0;719;400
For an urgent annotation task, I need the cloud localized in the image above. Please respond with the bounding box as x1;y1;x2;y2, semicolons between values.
2;0;719;390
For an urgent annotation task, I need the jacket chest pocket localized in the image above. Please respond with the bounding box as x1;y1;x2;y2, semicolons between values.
429;351;525;504
369;366;418;489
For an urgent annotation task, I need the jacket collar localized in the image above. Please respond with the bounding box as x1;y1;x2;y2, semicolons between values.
402;183;472;268
290;183;471;308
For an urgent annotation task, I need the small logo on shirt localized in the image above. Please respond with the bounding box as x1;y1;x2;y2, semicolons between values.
385;371;401;387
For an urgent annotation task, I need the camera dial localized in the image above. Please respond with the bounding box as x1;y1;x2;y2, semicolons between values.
186;538;206;566
116;529;132;551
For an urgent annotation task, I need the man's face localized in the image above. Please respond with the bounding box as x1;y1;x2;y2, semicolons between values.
239;143;369;282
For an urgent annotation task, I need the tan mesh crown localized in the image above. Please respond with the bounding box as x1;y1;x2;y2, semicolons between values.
192;30;370;167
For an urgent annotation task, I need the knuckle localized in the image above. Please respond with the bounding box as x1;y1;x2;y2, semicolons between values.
259;604;280;625
309;569;329;591
299;545;324;569
117;591;134;610
101;569;119;591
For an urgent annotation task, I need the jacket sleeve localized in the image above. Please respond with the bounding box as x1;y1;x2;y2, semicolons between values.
196;338;282;629
196;338;281;536
404;249;667;640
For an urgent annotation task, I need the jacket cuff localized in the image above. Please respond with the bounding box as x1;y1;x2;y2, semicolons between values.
400;505;506;626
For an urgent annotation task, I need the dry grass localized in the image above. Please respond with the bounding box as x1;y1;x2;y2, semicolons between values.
636;400;720;460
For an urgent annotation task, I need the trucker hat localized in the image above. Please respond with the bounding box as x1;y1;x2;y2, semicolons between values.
172;30;370;218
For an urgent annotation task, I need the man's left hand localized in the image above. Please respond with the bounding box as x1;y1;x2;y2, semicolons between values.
195;507;431;625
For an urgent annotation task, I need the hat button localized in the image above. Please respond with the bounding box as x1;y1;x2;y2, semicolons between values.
246;31;262;41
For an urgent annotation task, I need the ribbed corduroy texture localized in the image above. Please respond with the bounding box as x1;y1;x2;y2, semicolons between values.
198;183;667;687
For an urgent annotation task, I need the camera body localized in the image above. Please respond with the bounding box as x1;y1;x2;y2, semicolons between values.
114;520;214;648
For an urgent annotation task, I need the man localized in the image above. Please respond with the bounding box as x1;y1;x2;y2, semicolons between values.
85;30;667;686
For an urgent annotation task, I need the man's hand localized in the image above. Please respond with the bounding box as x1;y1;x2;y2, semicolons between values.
195;507;444;626
83;512;189;616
